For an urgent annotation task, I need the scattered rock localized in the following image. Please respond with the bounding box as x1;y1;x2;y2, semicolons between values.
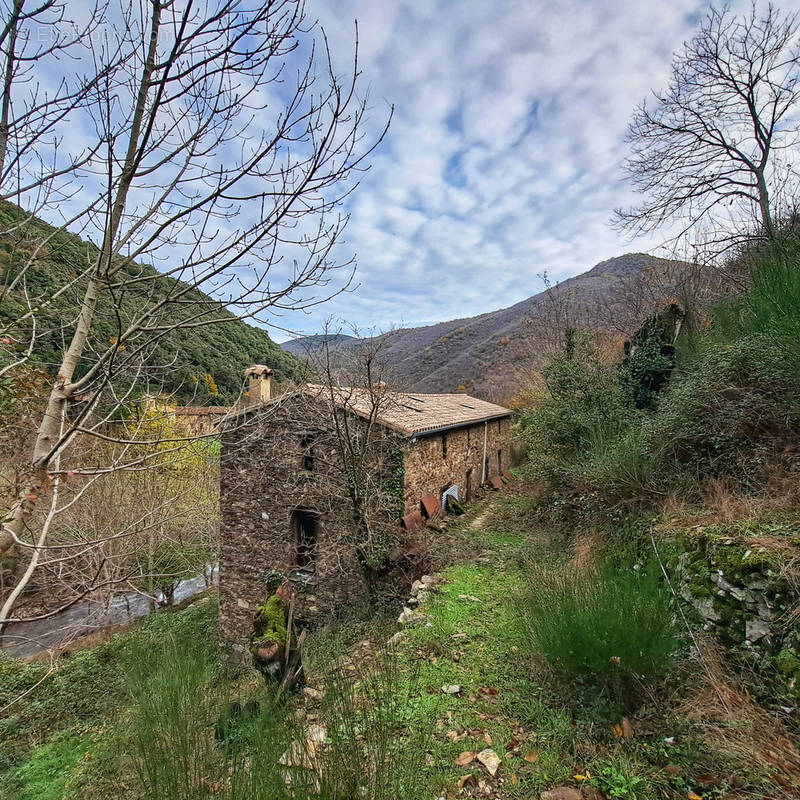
476;747;501;776
745;617;770;642
302;687;324;702
387;631;406;646
540;787;582;800
620;717;634;739
540;788;582;800
458;594;481;602
581;788;606;800
442;684;462;695
307;723;326;743
711;572;747;602
397;607;426;625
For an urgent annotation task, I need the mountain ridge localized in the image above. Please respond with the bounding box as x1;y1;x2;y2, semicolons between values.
281;253;700;402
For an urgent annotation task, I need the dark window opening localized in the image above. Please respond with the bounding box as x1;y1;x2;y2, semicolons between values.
292;509;319;569
300;434;316;471
441;433;448;458
465;468;473;502
497;449;502;474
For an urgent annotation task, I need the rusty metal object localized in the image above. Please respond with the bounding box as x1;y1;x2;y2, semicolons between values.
420;493;441;519
401;509;426;533
489;476;504;490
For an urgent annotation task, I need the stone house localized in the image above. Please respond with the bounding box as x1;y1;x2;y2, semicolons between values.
219;365;512;648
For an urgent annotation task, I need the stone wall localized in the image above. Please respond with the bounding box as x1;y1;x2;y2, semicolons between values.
670;533;799;705
402;416;511;513
219;396;512;655
219;396;401;653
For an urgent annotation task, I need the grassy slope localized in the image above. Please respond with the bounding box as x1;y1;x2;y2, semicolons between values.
0;201;304;404
2;489;793;800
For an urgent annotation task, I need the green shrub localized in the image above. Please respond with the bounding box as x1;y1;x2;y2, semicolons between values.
516;558;680;704
648;333;800;478
651;237;800;480
519;337;640;486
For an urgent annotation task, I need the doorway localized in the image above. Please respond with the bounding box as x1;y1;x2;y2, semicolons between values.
291;509;319;569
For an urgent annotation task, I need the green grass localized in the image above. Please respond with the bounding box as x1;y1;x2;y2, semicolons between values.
0;732;93;800
0;492;791;799
515;558;682;706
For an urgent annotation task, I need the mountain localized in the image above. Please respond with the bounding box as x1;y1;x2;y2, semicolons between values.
281;332;359;357
282;253;706;402
0;202;304;404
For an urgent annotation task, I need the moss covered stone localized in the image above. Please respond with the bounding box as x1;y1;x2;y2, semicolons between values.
252;595;287;648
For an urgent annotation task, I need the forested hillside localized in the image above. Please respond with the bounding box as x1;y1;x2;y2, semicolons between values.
282;253;716;402
0;202;304;404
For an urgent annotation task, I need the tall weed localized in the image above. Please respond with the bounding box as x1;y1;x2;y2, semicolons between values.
125;634;430;800
516;558;680;705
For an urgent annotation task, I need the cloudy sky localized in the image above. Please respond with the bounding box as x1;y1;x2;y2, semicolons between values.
267;0;756;341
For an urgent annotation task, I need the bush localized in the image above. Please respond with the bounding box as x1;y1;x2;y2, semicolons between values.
519;338;641;486
649;239;800;481
516;557;680;704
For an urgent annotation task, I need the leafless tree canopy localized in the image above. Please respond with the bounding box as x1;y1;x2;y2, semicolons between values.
0;0;389;628
615;2;800;247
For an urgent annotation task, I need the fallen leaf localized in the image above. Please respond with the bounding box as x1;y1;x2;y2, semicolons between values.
663;765;682;778
506;737;520;750
483;731;492;745
524;750;540;763
447;730;466;742
511;772;518;786
573;773;588;781
695;774;717;787
480;686;499;695
687;793;703;800
476;748;501;777
458;774;476;789
455;751;476;767
612;724;624;738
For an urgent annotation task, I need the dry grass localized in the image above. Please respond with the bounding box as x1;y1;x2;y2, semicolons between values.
661;475;800;531
679;638;800;797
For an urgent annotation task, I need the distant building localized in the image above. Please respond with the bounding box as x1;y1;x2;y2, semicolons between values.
218;365;512;651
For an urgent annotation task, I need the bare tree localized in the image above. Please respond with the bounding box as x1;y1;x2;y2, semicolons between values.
0;0;390;627
615;2;800;245
311;323;405;583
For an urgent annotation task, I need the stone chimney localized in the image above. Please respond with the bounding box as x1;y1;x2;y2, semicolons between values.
245;365;274;405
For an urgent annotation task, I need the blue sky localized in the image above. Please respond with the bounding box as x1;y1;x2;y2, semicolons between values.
270;0;748;341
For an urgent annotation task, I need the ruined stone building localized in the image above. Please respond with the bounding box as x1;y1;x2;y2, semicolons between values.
219;365;512;648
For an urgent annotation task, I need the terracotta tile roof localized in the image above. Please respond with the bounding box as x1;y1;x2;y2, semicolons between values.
306;385;511;437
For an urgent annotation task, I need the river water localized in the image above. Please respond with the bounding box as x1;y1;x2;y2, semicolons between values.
0;564;218;659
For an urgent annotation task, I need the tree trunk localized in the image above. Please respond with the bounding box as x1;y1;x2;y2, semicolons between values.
0;1;161;566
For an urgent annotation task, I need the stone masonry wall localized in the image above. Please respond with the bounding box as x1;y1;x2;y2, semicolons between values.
219;397;401;652
402;417;511;514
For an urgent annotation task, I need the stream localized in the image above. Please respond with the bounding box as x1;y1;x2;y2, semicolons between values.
0;564;218;659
